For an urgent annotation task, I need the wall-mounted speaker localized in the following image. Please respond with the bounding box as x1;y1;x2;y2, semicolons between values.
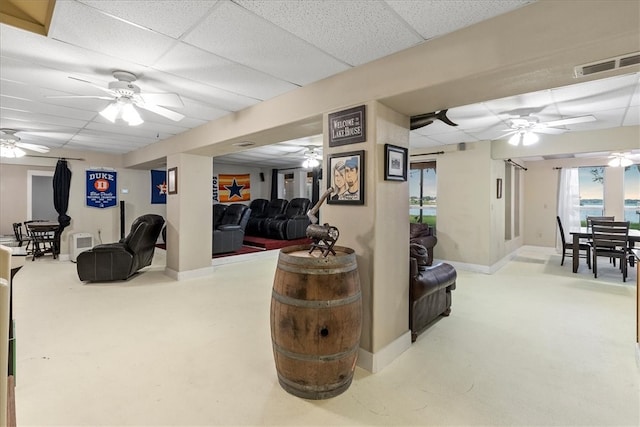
259;172;265;182
458;142;467;151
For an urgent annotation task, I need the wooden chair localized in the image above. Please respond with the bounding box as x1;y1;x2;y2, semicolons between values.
11;223;31;250
586;216;616;265
556;216;591;268
590;220;630;282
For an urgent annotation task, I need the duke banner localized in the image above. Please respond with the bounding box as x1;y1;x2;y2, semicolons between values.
218;174;250;202
151;170;167;204
86;169;117;208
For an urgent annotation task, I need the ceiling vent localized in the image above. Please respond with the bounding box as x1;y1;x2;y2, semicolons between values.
574;52;640;77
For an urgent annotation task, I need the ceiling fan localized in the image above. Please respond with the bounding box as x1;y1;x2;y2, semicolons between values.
500;114;596;146
0;129;50;158
49;71;185;125
607;151;640;167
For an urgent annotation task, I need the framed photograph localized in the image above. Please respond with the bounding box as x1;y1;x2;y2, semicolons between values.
327;150;365;205
496;178;502;199
168;167;178;195
384;144;408;181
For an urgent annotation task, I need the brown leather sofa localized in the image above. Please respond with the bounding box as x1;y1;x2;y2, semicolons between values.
409;243;456;342
410;223;437;266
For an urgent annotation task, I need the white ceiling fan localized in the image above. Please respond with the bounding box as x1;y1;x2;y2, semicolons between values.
0;129;50;158
607;151;640;167
49;71;185;125
500;114;597;146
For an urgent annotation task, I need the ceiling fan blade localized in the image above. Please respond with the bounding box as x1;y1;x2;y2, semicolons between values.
69;76;117;96
139;92;184;108
534;127;565;135
46;95;113;100
543;115;596;127
16;142;50;153
135;102;185;121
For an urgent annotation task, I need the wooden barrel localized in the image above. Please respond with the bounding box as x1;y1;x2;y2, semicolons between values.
270;245;362;400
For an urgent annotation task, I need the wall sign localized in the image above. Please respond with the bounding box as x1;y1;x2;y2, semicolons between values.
328;105;366;147
86;169;117;208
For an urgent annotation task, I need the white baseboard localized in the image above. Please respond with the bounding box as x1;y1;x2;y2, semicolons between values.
357;330;412;373
165;266;214;281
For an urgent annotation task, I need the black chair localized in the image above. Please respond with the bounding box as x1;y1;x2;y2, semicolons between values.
556;216;591;268
264;198;311;240
213;203;228;229
212;203;251;254
591;220;630;282
12;222;32;250
586;216;616;265
245;198;288;237
76;214;165;282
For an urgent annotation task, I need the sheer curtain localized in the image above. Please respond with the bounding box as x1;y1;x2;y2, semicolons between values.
557;168;581;251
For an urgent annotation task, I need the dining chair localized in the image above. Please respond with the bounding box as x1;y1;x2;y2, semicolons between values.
556;216;591;268
586;215;614;230
12;222;32;250
590;220;630;282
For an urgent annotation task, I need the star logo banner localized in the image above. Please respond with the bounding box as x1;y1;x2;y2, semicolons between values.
218;174;250;202
151;170;167;204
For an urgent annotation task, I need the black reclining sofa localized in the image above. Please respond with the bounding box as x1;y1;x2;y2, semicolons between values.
264;197;311;240
212;203;251;254
77;214;164;282
245;198;288;237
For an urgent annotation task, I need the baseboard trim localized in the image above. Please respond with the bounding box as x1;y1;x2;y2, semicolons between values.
164;266;214;281
357;330;412;373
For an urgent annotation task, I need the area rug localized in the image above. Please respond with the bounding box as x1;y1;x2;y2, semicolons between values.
243;236;312;251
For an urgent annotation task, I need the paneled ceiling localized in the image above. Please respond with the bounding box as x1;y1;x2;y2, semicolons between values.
1;0;639;168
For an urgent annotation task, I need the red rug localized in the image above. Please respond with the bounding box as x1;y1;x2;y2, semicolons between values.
243;235;312;250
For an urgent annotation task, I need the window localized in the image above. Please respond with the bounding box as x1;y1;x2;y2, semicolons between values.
409;162;436;227
578;166;605;226
624;165;640;230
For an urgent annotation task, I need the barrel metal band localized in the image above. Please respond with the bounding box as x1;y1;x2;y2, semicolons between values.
277;372;351;394
276;262;357;275
272;290;361;308
273;342;358;362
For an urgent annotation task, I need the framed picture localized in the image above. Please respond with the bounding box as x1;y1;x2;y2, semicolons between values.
328;105;366;147
384;144;408;181
168;167;178;195
327;150;365;205
496;178;502;199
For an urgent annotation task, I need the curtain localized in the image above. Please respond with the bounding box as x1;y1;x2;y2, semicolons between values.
52;159;72;255
557;168;580;251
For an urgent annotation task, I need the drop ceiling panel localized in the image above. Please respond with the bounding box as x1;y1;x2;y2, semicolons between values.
49;1;176;66
154;43;297;100
78;0;216;39
183;1;349;85
235;0;423;67
387;0;532;40
0;95;97;121
622;105;640;127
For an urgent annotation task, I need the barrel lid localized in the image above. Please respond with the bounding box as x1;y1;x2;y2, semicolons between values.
278;245;356;267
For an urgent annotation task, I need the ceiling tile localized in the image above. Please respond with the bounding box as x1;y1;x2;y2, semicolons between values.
236;0;422;66
387;0;532;40
48;1;176;66
154;43;297;100
78;0;217;39
183;1;349;85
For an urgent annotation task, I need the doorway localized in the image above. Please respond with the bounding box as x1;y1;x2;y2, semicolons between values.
27;170;56;220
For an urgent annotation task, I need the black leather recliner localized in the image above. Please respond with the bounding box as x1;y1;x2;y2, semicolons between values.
213;203;228;229
245;198;288;237
77;214;165;282
213;203;251;254
264;197;311;240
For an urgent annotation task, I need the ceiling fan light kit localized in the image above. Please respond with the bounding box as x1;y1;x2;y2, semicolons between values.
0;145;26;158
100;98;144;126
508;131;539;146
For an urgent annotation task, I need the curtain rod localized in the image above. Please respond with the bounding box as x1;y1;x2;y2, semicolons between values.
505;158;527;171
26;155;85;161
410;151;445;157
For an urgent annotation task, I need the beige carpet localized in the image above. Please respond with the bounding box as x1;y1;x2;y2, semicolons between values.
11;247;639;426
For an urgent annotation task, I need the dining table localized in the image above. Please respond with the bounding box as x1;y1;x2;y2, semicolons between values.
570;227;640;273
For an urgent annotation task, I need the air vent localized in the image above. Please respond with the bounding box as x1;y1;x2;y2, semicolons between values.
232;141;255;147
574;52;640;77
